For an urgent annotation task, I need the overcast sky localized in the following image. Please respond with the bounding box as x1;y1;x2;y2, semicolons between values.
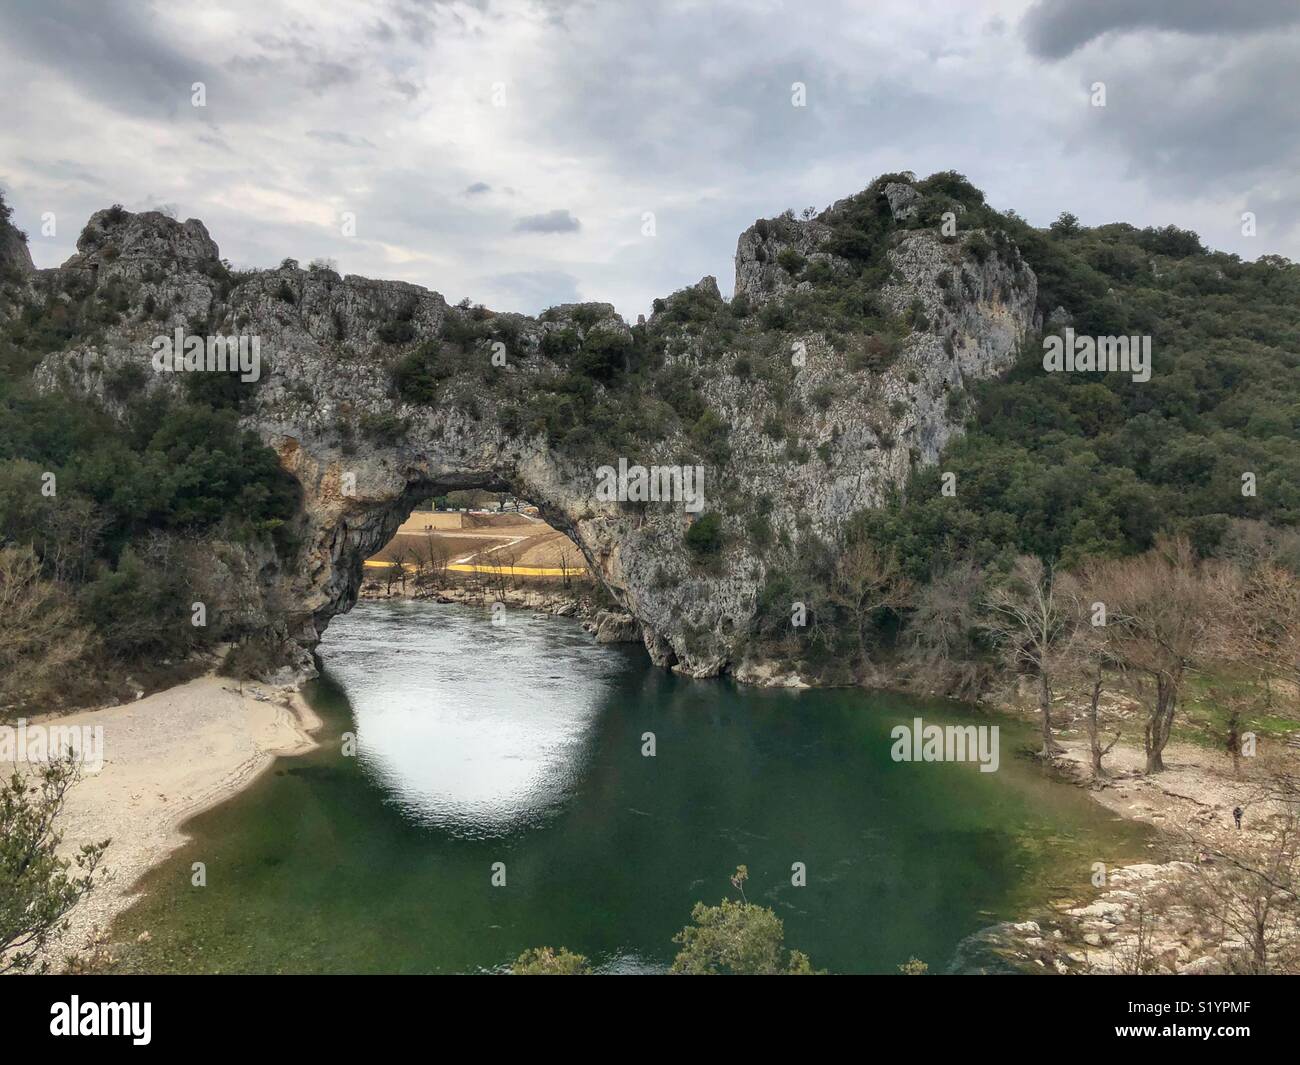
2;0;1297;319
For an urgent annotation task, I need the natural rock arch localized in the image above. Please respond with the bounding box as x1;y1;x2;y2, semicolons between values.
31;176;1038;684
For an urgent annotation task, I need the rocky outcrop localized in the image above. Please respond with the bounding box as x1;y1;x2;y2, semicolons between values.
882;182;923;221
0;214;34;276
29;175;1038;683
956;858;1300;975
733;213;837;306
0;198;36;324
589;610;641;644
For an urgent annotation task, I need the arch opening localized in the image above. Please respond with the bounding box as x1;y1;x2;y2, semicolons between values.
301;472;655;669
363;489;593;603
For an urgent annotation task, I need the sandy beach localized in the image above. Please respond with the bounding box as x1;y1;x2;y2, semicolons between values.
3;673;321;970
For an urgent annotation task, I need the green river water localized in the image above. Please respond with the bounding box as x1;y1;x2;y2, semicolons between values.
109;599;1151;973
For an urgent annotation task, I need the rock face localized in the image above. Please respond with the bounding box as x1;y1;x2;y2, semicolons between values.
956;858;1291;975
590;610;641;644
29;177;1038;683
0;215;34;275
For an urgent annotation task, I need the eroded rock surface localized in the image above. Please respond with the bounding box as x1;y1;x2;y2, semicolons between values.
28;177;1038;682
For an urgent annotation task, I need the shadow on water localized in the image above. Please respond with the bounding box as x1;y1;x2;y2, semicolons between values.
109;600;1153;974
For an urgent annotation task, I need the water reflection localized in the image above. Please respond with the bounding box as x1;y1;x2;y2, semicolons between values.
321;601;624;837
110;599;1153;974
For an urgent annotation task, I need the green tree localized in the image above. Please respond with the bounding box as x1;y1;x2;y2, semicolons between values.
671;866;818;974
1;757;109;973
685;512;724;559
671;899;817;974
511;946;591;975
1048;211;1081;236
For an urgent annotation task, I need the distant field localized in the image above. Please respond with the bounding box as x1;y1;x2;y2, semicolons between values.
367;511;585;577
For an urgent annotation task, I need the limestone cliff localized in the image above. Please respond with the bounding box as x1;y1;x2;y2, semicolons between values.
29;175;1038;683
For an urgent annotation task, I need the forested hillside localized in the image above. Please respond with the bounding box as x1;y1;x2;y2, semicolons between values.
857;201;1300;574
0;191;300;706
1;175;1297;715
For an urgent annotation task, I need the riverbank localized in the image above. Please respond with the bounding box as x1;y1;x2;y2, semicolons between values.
967;684;1300;974
360;576;648;647
3;673;321;971
15;607;1296;974
359;575;593;618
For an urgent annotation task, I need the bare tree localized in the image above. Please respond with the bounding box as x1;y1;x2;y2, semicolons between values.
383;560;403;595
980;556;1076;759
402;547;422;590
1229;558;1300;693
1077;649;1121;779
482;547;515;602
0;546;90;708
44;497;106;585
420;533;450;585
1058;579;1122;779
1078;537;1237;773
1176;815;1300;974
1110;899;1166;975
905;560;988;699
829;541;913;663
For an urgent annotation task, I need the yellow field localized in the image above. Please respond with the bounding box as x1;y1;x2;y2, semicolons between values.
366;510;585;579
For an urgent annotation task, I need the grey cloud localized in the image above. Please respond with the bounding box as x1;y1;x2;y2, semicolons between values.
1022;0;1300;59
514;209;581;234
348;167;515;244
17;157;101;187
382;0;438;46
306;130;377;149
391;78;422;102
304;61;358;94
227;35;359;96
4;0;1298;318
0;0;230;118
1059;35;1300;210
514;6;960;195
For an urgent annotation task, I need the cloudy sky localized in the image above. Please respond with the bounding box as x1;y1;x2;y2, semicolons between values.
2;0;1297;319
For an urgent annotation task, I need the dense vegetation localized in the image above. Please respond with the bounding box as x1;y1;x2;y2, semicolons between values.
0;191;300;709
741;173;1300;697
856;192;1300;576
3;174;1298;722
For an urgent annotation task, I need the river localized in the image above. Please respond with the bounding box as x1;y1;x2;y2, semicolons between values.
109;599;1150;973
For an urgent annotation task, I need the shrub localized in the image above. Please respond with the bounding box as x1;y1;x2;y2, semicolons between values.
358;411;408;444
104;362;149;402
377;319;416;344
511;947;590;975
685;512;724;558
393;345;441;404
777;247;806;275
540;327;580;360
576;328;631;383
965;233;993;263
690;409;731;464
